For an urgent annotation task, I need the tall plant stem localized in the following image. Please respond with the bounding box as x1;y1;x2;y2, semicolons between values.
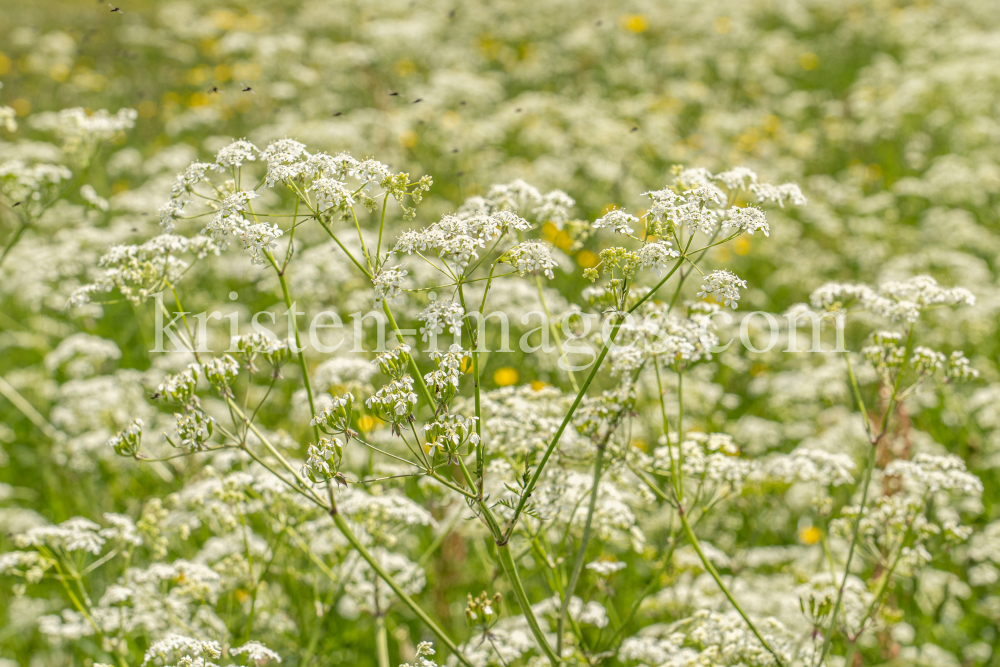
457;283;485;492
496;541;562;666
556;441;606;656
381;302;435;408
531;273;579;392
816;328;912;666
815;444;877;665
502;258;683;538
265;250;320;442
375;614;390;667
678;510;784;666
328;490;473;667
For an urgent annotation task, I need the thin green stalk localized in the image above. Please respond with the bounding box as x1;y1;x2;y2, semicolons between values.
678;512;784;666
816;444;877;665
603;532;682;649
816;328;913;666
375;614;391;667
0;221;28;268
381;302;435;408
503;257;684;539
532;273;580;392
328;494;473;667
0;375;61;440
376;193;389;267
457;283;485;493
556;441;606;656
496;541;561;665
417;504;465;567
264;249;320;442
316;218;373;278
350;205;375;273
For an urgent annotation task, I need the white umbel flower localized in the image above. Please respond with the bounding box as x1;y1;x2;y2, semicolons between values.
372;266;408;307
724;205;769;236
751;181;807;207
418;299;465;341
636;240;680;275
593;207;637;235
506;241;558;279
697;269;748;309
214;139;259;169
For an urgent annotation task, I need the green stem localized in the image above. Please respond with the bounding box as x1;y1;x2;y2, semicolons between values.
264;249;320;442
816;444;877;665
531;272;580;392
0;220;28;268
678;511;784;666
381;302;434;409
502;258;683;538
0;375;61;441
457;283;485;494
816;327;913;666
375;614;390;667
496;541;561;665
556;442;606;656
329;496;473;667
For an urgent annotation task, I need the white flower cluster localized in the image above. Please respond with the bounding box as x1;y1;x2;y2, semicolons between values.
339;548;425;615
366;376;418;421
29;107;137;156
79;184;109;212
723;205;769;236
372;266;408;308
14;516;113;555
586;559;627;577
0;160;72;205
885;454;984;496
475;385;577;457
697;269;748;309
652;432;755;493
423;344;471;404
756;448;857;487
796;573;874;636
400;642;438;667
394;208;532;270
0;105;16;132
336;488;436;534
156;365;200;406
201;355;240;397
477;180;575;226
214;139;258;170
107;417;144;457
811;274;975;323
417;298;465;341
635;240;680;275
141;634;280;667
505;240;558;279
203;190;281;264
593;207;638;235
302;437;343;482
69;234;220;306
644;184;724;236
173;409;214;452
750;182;807;207
619;610;794;667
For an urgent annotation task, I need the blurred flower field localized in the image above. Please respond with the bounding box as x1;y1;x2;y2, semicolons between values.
1;1;1000;666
